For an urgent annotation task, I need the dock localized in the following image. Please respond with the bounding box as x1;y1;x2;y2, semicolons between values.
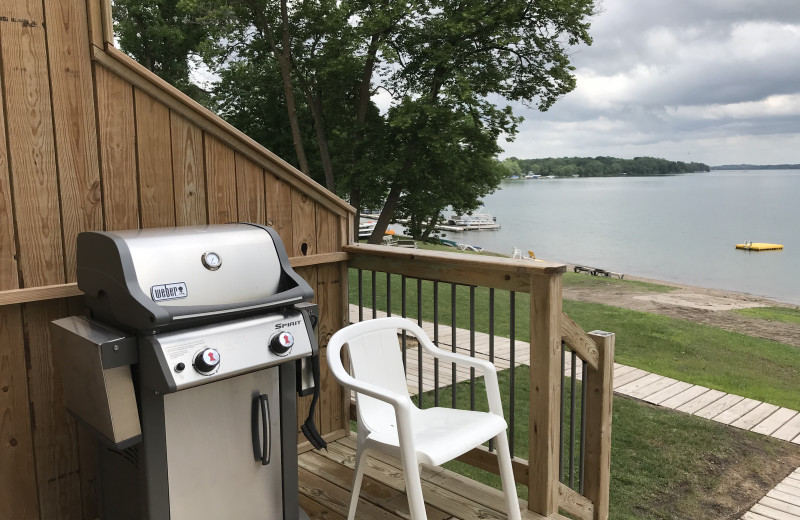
736;242;784;251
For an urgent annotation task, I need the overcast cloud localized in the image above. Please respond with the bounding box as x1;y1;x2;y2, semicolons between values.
499;0;800;166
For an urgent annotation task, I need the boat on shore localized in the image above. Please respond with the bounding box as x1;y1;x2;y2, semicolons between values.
359;219;376;239
435;211;500;232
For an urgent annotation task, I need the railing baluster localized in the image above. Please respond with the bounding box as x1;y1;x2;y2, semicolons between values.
433;281;440;407
559;343;566;482
580;359;588;494
469;285;476;411
402;275;407;371
386;272;392;317
509;291;515;457
451;283;457;409
570;350;577;488
488;288;495;452
357;269;363;322
418;278;423;406
371;270;377;319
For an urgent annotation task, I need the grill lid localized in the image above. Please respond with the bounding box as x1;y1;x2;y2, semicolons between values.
77;223;313;332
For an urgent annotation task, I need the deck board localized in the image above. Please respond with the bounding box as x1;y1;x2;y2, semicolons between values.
299;433;558;520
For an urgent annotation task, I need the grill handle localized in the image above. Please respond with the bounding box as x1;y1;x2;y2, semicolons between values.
252;394;271;465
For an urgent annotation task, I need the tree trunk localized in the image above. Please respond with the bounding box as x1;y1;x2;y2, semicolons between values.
368;181;403;244
277;0;310;175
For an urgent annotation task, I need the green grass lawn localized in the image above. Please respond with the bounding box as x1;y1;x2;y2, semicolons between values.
734;305;800;325
417;366;800;519
351;269;800;410
563;300;800;410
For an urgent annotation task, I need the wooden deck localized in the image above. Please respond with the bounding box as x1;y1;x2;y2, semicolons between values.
298;433;563;520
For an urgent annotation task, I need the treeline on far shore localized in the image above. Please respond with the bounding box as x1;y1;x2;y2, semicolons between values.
503;156;711;177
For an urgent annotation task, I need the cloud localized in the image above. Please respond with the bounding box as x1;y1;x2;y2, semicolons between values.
502;0;800;164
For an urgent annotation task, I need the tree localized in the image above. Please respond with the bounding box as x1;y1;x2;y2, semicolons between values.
114;0;211;105
114;0;597;242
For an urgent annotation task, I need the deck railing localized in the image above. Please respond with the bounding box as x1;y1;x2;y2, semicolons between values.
345;244;614;520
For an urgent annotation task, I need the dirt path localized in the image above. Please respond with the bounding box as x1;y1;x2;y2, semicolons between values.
562;272;800;348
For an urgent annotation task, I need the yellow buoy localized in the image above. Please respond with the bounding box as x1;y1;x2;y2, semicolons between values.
735;242;784;251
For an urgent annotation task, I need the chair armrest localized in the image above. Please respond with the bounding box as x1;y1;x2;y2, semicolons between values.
413;329;505;418
335;370;409;409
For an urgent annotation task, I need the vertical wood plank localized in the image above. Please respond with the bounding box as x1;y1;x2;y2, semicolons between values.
66;296;99;518
528;272;563;516
23;300;83;519
584;331;615;520
265;173;294;246
0;305;40;519
0;77;20;290
134;89;175;228
235;153;266;225
315;205;339;255
44;0;103;282
204;134;237;224
291;188;316;258
95;65;139;230
170;113;207;226
84;0;104;49
1;0;65;287
316;262;345;435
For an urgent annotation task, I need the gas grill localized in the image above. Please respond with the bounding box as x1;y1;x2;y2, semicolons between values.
51;223;322;520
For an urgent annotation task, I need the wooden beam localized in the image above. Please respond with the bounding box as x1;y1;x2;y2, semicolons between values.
528;272;563;516
454;444;530;485
561;312;600;370
583;331;615;520
558;483;594;520
346;244;565;293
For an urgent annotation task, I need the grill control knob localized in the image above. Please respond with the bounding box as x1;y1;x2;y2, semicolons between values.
194;348;221;373
270;332;294;356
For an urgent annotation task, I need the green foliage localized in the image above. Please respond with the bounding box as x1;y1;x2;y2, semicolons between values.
114;0;598;232
113;0;211;105
514;156;711;177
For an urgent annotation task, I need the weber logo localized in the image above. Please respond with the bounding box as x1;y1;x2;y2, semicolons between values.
151;282;188;302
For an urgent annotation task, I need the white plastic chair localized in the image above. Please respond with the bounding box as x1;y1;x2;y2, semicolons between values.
327;317;521;520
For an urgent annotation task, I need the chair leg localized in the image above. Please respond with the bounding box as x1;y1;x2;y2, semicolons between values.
495;432;522;520
401;462;427;520
347;447;368;520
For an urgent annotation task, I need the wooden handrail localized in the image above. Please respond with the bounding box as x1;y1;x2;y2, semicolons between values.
561;312;600;370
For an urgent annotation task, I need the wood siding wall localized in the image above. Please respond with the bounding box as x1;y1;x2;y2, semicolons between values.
0;0;353;518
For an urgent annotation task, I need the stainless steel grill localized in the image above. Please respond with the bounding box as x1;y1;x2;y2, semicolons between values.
51;223;321;520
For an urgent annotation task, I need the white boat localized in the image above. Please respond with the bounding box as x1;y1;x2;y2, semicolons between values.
436;211;500;231
524;173;541;179
359;220;376;239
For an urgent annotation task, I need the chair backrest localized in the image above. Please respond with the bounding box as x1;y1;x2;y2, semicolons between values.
330;318;414;431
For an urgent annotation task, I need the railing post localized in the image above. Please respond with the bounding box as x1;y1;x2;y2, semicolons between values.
529;272;563;515
584;331;615;520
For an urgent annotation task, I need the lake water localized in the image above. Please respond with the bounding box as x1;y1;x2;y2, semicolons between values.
433;170;800;305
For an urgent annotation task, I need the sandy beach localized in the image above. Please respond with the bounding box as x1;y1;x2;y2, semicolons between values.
563;268;800;348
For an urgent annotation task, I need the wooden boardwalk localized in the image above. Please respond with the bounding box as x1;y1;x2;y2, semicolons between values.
349;306;800;519
298;432;559;520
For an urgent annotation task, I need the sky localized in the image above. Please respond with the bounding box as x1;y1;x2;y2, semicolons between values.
498;0;800;166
